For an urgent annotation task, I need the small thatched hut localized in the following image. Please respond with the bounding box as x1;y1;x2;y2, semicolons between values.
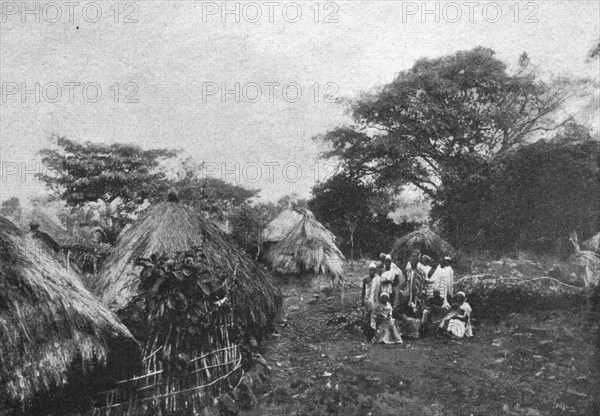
567;232;600;287
583;232;600;254
391;225;454;270
0;215;139;414
93;192;281;334
267;209;345;277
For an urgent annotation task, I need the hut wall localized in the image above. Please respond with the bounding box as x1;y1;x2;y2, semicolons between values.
93;315;242;416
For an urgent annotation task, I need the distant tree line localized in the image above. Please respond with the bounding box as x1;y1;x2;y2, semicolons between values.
312;46;599;257
431;124;599;256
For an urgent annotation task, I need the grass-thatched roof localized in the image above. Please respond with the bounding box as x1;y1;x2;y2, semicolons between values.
20;209;70;247
93;196;281;333
262;209;304;243
567;250;600;287
391;225;454;269
267;209;345;276
583;232;600;254
0;215;138;410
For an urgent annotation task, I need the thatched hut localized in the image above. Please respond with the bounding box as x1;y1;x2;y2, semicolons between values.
583;232;600;254
391;225;454;270
93;192;281;335
91;193;281;414
267;209;345;277
0;215;139;414
567;232;600;287
262;209;304;243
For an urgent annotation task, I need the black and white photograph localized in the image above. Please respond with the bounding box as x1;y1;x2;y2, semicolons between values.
0;1;599;415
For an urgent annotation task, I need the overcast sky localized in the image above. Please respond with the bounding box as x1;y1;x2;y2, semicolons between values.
1;1;598;204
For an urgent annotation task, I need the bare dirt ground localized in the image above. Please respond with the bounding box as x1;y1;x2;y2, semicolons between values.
248;267;599;416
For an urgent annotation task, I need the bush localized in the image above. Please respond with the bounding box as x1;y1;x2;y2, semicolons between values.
433;125;600;256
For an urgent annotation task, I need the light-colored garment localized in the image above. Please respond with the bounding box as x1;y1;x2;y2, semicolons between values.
440;302;473;338
379;270;395;295
426;267;450;308
363;278;373;305
370;270;396;306
371;302;403;344
369;275;380;306
446;266;454;298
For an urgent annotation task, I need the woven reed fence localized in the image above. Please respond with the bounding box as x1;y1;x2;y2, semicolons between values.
93;317;243;416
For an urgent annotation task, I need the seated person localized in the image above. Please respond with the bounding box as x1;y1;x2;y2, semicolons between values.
439;292;473;339
371;293;402;344
421;289;451;335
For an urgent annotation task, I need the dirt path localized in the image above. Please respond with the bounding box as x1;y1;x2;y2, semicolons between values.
250;273;599;416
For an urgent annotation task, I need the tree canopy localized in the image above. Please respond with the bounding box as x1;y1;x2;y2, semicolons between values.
320;47;571;197
309;173;414;259
38;136;178;217
432;124;600;255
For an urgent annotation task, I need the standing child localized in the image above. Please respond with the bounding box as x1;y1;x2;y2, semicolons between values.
371;293;403;344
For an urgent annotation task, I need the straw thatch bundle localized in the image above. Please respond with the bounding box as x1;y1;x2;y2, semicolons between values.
20;209;70;247
391;225;454;269
93;194;281;333
268;209;345;277
262;209;304;243
0;215;138;411
583;232;600;254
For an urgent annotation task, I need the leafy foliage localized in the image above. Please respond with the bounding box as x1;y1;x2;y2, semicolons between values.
432;124;600;255
230;202;280;259
319;47;570;197
122;249;235;373
38;135;178;225
0;197;22;221
170;159;259;221
309;173;415;259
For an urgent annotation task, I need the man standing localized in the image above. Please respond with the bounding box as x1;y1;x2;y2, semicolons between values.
362;262;379;311
362;262;379;340
440;256;454;301
404;250;428;309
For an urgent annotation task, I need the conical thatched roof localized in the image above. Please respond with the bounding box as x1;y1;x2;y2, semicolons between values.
268;209;345;277
93;196;281;332
391;226;454;269
0;215;138;409
20;209;70;247
567;250;600;287
262;209;304;243
583;232;600;254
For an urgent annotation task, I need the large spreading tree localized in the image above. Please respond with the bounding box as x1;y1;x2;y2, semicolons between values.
319;47;571;197
39;135;178;217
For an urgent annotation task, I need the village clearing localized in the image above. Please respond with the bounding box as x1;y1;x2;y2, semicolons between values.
241;263;599;416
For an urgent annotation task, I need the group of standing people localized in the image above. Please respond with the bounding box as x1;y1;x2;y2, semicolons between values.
361;251;473;344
